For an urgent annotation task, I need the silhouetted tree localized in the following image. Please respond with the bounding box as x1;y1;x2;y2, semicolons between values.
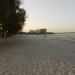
0;0;26;37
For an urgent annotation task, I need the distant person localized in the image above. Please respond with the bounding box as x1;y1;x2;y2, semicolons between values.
44;34;47;39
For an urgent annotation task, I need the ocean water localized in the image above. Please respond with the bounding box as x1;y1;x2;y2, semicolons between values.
46;32;75;42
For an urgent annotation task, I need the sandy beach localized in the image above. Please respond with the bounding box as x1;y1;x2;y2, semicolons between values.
0;34;75;75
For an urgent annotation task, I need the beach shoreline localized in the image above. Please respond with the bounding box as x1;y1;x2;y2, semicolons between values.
0;34;75;74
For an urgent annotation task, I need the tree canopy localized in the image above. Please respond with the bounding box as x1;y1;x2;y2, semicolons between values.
0;0;26;37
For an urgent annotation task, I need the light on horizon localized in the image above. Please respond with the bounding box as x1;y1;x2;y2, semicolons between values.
22;0;75;32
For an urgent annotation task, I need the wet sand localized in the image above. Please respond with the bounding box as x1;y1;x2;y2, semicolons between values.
0;35;75;75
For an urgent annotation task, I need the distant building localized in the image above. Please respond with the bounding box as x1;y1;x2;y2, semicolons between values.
40;29;47;34
29;30;36;34
35;29;40;34
29;29;47;34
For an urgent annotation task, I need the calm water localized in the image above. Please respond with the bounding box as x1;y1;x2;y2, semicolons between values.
46;32;75;41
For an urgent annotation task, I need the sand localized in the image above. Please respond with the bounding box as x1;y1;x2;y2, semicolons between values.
0;34;75;75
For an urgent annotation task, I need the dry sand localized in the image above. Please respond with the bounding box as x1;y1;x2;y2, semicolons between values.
0;34;75;75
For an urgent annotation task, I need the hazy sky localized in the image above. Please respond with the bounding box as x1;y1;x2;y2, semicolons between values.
22;0;75;32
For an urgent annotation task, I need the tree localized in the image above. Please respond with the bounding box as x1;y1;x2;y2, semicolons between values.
0;0;26;37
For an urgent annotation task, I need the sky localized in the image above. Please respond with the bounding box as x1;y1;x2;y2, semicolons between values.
22;0;75;32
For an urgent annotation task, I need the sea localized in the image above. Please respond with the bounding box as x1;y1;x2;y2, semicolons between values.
46;32;75;41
